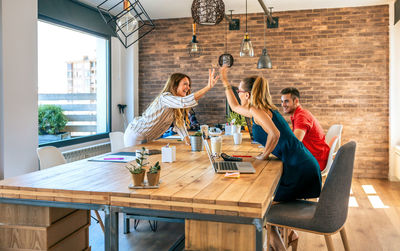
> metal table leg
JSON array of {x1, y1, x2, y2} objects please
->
[{"x1": 105, "y1": 207, "x2": 119, "y2": 251}]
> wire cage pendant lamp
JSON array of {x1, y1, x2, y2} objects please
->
[
  {"x1": 97, "y1": 0, "x2": 155, "y2": 48},
  {"x1": 240, "y1": 0, "x2": 254, "y2": 57},
  {"x1": 191, "y1": 0, "x2": 225, "y2": 25},
  {"x1": 257, "y1": 14, "x2": 272, "y2": 69}
]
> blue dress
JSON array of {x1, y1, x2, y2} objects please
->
[{"x1": 252, "y1": 109, "x2": 322, "y2": 202}]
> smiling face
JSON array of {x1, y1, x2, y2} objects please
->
[
  {"x1": 176, "y1": 77, "x2": 191, "y2": 97},
  {"x1": 281, "y1": 93, "x2": 298, "y2": 114},
  {"x1": 238, "y1": 81, "x2": 251, "y2": 106}
]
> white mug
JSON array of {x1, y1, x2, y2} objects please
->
[{"x1": 233, "y1": 133, "x2": 242, "y2": 145}]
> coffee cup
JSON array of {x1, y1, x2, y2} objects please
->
[{"x1": 210, "y1": 136, "x2": 222, "y2": 157}]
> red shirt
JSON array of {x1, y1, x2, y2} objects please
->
[{"x1": 291, "y1": 106, "x2": 330, "y2": 171}]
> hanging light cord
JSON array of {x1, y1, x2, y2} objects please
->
[
  {"x1": 225, "y1": 19, "x2": 228, "y2": 52},
  {"x1": 263, "y1": 14, "x2": 266, "y2": 48},
  {"x1": 245, "y1": 0, "x2": 248, "y2": 32}
]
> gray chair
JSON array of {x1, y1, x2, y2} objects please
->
[{"x1": 266, "y1": 141, "x2": 356, "y2": 251}]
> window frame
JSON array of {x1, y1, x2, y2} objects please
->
[{"x1": 38, "y1": 16, "x2": 112, "y2": 147}]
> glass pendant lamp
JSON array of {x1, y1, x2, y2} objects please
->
[
  {"x1": 117, "y1": 0, "x2": 138, "y2": 35},
  {"x1": 240, "y1": 0, "x2": 254, "y2": 57},
  {"x1": 188, "y1": 23, "x2": 202, "y2": 57}
]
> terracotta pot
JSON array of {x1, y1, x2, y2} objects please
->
[
  {"x1": 131, "y1": 171, "x2": 145, "y2": 186},
  {"x1": 147, "y1": 171, "x2": 160, "y2": 186}
]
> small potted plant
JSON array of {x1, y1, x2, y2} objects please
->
[
  {"x1": 147, "y1": 161, "x2": 161, "y2": 186},
  {"x1": 227, "y1": 112, "x2": 246, "y2": 134},
  {"x1": 125, "y1": 147, "x2": 148, "y2": 186},
  {"x1": 189, "y1": 131, "x2": 203, "y2": 151}
]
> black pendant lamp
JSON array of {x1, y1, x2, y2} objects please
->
[
  {"x1": 218, "y1": 18, "x2": 234, "y2": 67},
  {"x1": 239, "y1": 0, "x2": 254, "y2": 57},
  {"x1": 257, "y1": 14, "x2": 272, "y2": 69}
]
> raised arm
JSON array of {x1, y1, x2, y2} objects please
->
[
  {"x1": 251, "y1": 107, "x2": 280, "y2": 160},
  {"x1": 220, "y1": 66, "x2": 252, "y2": 118}
]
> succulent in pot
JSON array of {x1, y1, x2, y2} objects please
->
[
  {"x1": 125, "y1": 147, "x2": 148, "y2": 186},
  {"x1": 147, "y1": 161, "x2": 161, "y2": 186}
]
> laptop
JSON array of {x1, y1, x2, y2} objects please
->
[{"x1": 203, "y1": 138, "x2": 256, "y2": 174}]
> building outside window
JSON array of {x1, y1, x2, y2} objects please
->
[{"x1": 38, "y1": 20, "x2": 110, "y2": 145}]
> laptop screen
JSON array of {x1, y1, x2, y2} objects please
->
[{"x1": 202, "y1": 138, "x2": 217, "y2": 171}]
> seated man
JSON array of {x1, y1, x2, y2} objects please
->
[{"x1": 281, "y1": 87, "x2": 330, "y2": 171}]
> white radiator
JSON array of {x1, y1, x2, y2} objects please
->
[{"x1": 62, "y1": 143, "x2": 111, "y2": 162}]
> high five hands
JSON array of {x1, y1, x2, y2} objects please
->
[{"x1": 208, "y1": 68, "x2": 219, "y2": 89}]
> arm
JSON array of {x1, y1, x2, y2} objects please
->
[
  {"x1": 251, "y1": 107, "x2": 280, "y2": 160},
  {"x1": 293, "y1": 129, "x2": 306, "y2": 141},
  {"x1": 220, "y1": 66, "x2": 252, "y2": 118},
  {"x1": 173, "y1": 121, "x2": 191, "y2": 145},
  {"x1": 193, "y1": 68, "x2": 219, "y2": 101}
]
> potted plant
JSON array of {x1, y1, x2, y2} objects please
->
[
  {"x1": 125, "y1": 147, "x2": 148, "y2": 186},
  {"x1": 190, "y1": 131, "x2": 203, "y2": 151},
  {"x1": 147, "y1": 161, "x2": 161, "y2": 186},
  {"x1": 38, "y1": 104, "x2": 70, "y2": 144},
  {"x1": 227, "y1": 112, "x2": 246, "y2": 134}
]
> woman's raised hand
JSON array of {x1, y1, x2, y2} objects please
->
[
  {"x1": 219, "y1": 65, "x2": 229, "y2": 85},
  {"x1": 208, "y1": 68, "x2": 219, "y2": 89}
]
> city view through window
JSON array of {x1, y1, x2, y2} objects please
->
[{"x1": 38, "y1": 21, "x2": 109, "y2": 145}]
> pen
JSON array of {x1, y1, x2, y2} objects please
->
[
  {"x1": 232, "y1": 155, "x2": 252, "y2": 158},
  {"x1": 104, "y1": 157, "x2": 124, "y2": 160}
]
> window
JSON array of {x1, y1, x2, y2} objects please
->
[{"x1": 38, "y1": 20, "x2": 110, "y2": 146}]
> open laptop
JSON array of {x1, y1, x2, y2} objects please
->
[{"x1": 203, "y1": 138, "x2": 256, "y2": 174}]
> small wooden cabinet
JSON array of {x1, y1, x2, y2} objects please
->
[{"x1": 0, "y1": 204, "x2": 90, "y2": 251}]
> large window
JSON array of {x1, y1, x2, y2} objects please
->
[{"x1": 38, "y1": 20, "x2": 110, "y2": 146}]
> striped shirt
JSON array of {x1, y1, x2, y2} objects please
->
[{"x1": 127, "y1": 92, "x2": 198, "y2": 141}]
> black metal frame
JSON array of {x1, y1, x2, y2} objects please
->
[{"x1": 97, "y1": 0, "x2": 155, "y2": 48}]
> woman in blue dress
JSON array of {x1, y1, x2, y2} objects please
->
[{"x1": 220, "y1": 66, "x2": 321, "y2": 250}]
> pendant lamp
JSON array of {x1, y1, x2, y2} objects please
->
[
  {"x1": 97, "y1": 0, "x2": 155, "y2": 48},
  {"x1": 188, "y1": 23, "x2": 202, "y2": 57},
  {"x1": 239, "y1": 0, "x2": 254, "y2": 57},
  {"x1": 191, "y1": 0, "x2": 225, "y2": 25},
  {"x1": 257, "y1": 14, "x2": 272, "y2": 69},
  {"x1": 218, "y1": 19, "x2": 234, "y2": 67}
]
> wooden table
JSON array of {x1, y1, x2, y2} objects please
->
[{"x1": 0, "y1": 134, "x2": 282, "y2": 251}]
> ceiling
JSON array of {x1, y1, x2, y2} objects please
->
[{"x1": 78, "y1": 0, "x2": 390, "y2": 20}]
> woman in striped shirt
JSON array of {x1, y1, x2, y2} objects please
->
[{"x1": 124, "y1": 69, "x2": 218, "y2": 147}]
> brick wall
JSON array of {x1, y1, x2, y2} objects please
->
[{"x1": 139, "y1": 5, "x2": 389, "y2": 178}]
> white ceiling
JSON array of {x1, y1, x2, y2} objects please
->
[{"x1": 79, "y1": 0, "x2": 390, "y2": 20}]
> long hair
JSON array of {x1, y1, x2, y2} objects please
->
[
  {"x1": 155, "y1": 73, "x2": 192, "y2": 128},
  {"x1": 241, "y1": 76, "x2": 277, "y2": 112}
]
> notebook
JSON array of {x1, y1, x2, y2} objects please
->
[{"x1": 203, "y1": 138, "x2": 256, "y2": 174}]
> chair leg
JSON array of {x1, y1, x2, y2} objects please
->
[
  {"x1": 283, "y1": 228, "x2": 289, "y2": 248},
  {"x1": 149, "y1": 220, "x2": 158, "y2": 232},
  {"x1": 133, "y1": 219, "x2": 140, "y2": 230},
  {"x1": 340, "y1": 227, "x2": 350, "y2": 251},
  {"x1": 94, "y1": 210, "x2": 105, "y2": 234},
  {"x1": 324, "y1": 235, "x2": 335, "y2": 251},
  {"x1": 266, "y1": 224, "x2": 272, "y2": 251}
]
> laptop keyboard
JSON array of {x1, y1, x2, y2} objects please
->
[{"x1": 216, "y1": 162, "x2": 239, "y2": 171}]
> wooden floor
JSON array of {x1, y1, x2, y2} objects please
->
[{"x1": 89, "y1": 178, "x2": 400, "y2": 251}]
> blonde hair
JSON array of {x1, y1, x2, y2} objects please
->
[
  {"x1": 154, "y1": 73, "x2": 191, "y2": 128},
  {"x1": 241, "y1": 76, "x2": 277, "y2": 112}
]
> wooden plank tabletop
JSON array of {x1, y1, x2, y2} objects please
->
[{"x1": 0, "y1": 134, "x2": 282, "y2": 218}]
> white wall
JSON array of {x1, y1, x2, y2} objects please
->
[
  {"x1": 389, "y1": 1, "x2": 400, "y2": 181},
  {"x1": 0, "y1": 0, "x2": 38, "y2": 178}
]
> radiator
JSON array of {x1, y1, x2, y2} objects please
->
[{"x1": 63, "y1": 143, "x2": 111, "y2": 162}]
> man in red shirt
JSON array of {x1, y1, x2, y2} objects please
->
[{"x1": 281, "y1": 87, "x2": 330, "y2": 171}]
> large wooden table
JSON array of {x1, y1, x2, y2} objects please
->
[{"x1": 0, "y1": 134, "x2": 282, "y2": 251}]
